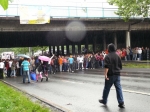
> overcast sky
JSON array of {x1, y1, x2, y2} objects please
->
[{"x1": 11, "y1": 0, "x2": 117, "y2": 8}]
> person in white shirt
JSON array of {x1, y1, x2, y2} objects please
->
[
  {"x1": 8, "y1": 60, "x2": 12, "y2": 77},
  {"x1": 77, "y1": 55, "x2": 84, "y2": 70},
  {"x1": 0, "y1": 59, "x2": 4, "y2": 79},
  {"x1": 137, "y1": 48, "x2": 142, "y2": 60}
]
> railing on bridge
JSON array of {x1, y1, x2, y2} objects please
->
[{"x1": 0, "y1": 2, "x2": 121, "y2": 19}]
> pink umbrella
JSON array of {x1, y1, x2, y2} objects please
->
[{"x1": 38, "y1": 56, "x2": 50, "y2": 61}]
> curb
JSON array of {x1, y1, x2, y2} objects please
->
[
  {"x1": 84, "y1": 69, "x2": 150, "y2": 75},
  {"x1": 1, "y1": 80, "x2": 72, "y2": 112}
]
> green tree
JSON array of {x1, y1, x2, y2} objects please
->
[
  {"x1": 0, "y1": 0, "x2": 13, "y2": 10},
  {"x1": 0, "y1": 0, "x2": 8, "y2": 10},
  {"x1": 10, "y1": 46, "x2": 48, "y2": 55},
  {"x1": 108, "y1": 0, "x2": 150, "y2": 21}
]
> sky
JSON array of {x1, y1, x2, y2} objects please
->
[
  {"x1": 11, "y1": 0, "x2": 117, "y2": 8},
  {"x1": 3, "y1": 0, "x2": 118, "y2": 18}
]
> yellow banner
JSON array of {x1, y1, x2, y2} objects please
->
[{"x1": 19, "y1": 6, "x2": 50, "y2": 24}]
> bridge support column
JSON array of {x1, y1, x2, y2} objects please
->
[
  {"x1": 66, "y1": 45, "x2": 69, "y2": 55},
  {"x1": 85, "y1": 37, "x2": 88, "y2": 53},
  {"x1": 57, "y1": 46, "x2": 59, "y2": 55},
  {"x1": 53, "y1": 46, "x2": 55, "y2": 54},
  {"x1": 114, "y1": 33, "x2": 117, "y2": 49},
  {"x1": 72, "y1": 44, "x2": 75, "y2": 54},
  {"x1": 61, "y1": 45, "x2": 64, "y2": 55},
  {"x1": 126, "y1": 31, "x2": 131, "y2": 47},
  {"x1": 93, "y1": 36, "x2": 97, "y2": 53},
  {"x1": 103, "y1": 33, "x2": 106, "y2": 50},
  {"x1": 78, "y1": 44, "x2": 81, "y2": 54},
  {"x1": 49, "y1": 46, "x2": 51, "y2": 56}
]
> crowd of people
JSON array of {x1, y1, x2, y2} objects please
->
[
  {"x1": 116, "y1": 46, "x2": 150, "y2": 61},
  {"x1": 0, "y1": 46, "x2": 149, "y2": 82}
]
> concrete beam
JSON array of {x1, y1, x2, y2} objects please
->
[{"x1": 0, "y1": 17, "x2": 150, "y2": 32}]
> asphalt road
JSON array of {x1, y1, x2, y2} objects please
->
[{"x1": 2, "y1": 69, "x2": 150, "y2": 112}]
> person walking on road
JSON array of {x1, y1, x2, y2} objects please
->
[
  {"x1": 21, "y1": 58, "x2": 30, "y2": 83},
  {"x1": 99, "y1": 43, "x2": 125, "y2": 108}
]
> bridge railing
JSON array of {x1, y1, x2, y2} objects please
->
[{"x1": 0, "y1": 3, "x2": 141, "y2": 19}]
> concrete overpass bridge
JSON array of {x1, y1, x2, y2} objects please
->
[{"x1": 0, "y1": 3, "x2": 150, "y2": 54}]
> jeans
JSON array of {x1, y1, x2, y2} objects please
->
[
  {"x1": 86, "y1": 61, "x2": 89, "y2": 68},
  {"x1": 138, "y1": 54, "x2": 142, "y2": 60},
  {"x1": 59, "y1": 65, "x2": 62, "y2": 72},
  {"x1": 23, "y1": 70, "x2": 30, "y2": 83},
  {"x1": 20, "y1": 66, "x2": 23, "y2": 76},
  {"x1": 69, "y1": 63, "x2": 73, "y2": 72},
  {"x1": 91, "y1": 62, "x2": 95, "y2": 69},
  {"x1": 10, "y1": 70, "x2": 16, "y2": 77},
  {"x1": 63, "y1": 63, "x2": 67, "y2": 72},
  {"x1": 133, "y1": 54, "x2": 137, "y2": 60},
  {"x1": 79, "y1": 63, "x2": 82, "y2": 70},
  {"x1": 48, "y1": 64, "x2": 52, "y2": 74},
  {"x1": 102, "y1": 75, "x2": 124, "y2": 104},
  {"x1": 101, "y1": 60, "x2": 104, "y2": 68}
]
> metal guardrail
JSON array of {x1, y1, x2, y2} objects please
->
[{"x1": 0, "y1": 3, "x2": 121, "y2": 18}]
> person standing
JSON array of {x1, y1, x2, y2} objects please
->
[
  {"x1": 30, "y1": 57, "x2": 35, "y2": 72},
  {"x1": 58, "y1": 55, "x2": 63, "y2": 72},
  {"x1": 8, "y1": 59, "x2": 13, "y2": 77},
  {"x1": 91, "y1": 54, "x2": 96, "y2": 69},
  {"x1": 10, "y1": 60, "x2": 16, "y2": 77},
  {"x1": 48, "y1": 54, "x2": 54, "y2": 74},
  {"x1": 21, "y1": 58, "x2": 30, "y2": 83},
  {"x1": 99, "y1": 43, "x2": 125, "y2": 108},
  {"x1": 68, "y1": 55, "x2": 74, "y2": 72},
  {"x1": 0, "y1": 59, "x2": 4, "y2": 79},
  {"x1": 4, "y1": 59, "x2": 9, "y2": 77}
]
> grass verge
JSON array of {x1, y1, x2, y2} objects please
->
[
  {"x1": 0, "y1": 81, "x2": 51, "y2": 112},
  {"x1": 122, "y1": 63, "x2": 150, "y2": 68}
]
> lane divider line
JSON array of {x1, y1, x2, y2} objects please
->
[
  {"x1": 61, "y1": 80, "x2": 83, "y2": 84},
  {"x1": 111, "y1": 88, "x2": 150, "y2": 96},
  {"x1": 61, "y1": 79, "x2": 150, "y2": 96}
]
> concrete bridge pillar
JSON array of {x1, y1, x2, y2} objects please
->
[
  {"x1": 126, "y1": 31, "x2": 131, "y2": 48},
  {"x1": 78, "y1": 44, "x2": 81, "y2": 54},
  {"x1": 72, "y1": 44, "x2": 75, "y2": 54},
  {"x1": 66, "y1": 45, "x2": 69, "y2": 55},
  {"x1": 61, "y1": 45, "x2": 64, "y2": 55},
  {"x1": 114, "y1": 32, "x2": 117, "y2": 49},
  {"x1": 53, "y1": 46, "x2": 55, "y2": 54},
  {"x1": 93, "y1": 36, "x2": 97, "y2": 53},
  {"x1": 57, "y1": 46, "x2": 59, "y2": 55},
  {"x1": 49, "y1": 46, "x2": 51, "y2": 56},
  {"x1": 103, "y1": 32, "x2": 106, "y2": 50},
  {"x1": 85, "y1": 37, "x2": 88, "y2": 53}
]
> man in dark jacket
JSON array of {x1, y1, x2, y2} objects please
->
[{"x1": 99, "y1": 43, "x2": 125, "y2": 108}]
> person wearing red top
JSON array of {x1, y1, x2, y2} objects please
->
[
  {"x1": 5, "y1": 59, "x2": 10, "y2": 77},
  {"x1": 62, "y1": 56, "x2": 68, "y2": 72},
  {"x1": 121, "y1": 49, "x2": 127, "y2": 60},
  {"x1": 100, "y1": 53, "x2": 104, "y2": 68}
]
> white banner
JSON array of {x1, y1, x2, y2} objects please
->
[
  {"x1": 19, "y1": 6, "x2": 50, "y2": 24},
  {"x1": 1, "y1": 52, "x2": 14, "y2": 60}
]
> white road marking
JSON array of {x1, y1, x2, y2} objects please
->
[
  {"x1": 111, "y1": 87, "x2": 150, "y2": 96},
  {"x1": 61, "y1": 80, "x2": 83, "y2": 84},
  {"x1": 61, "y1": 80, "x2": 150, "y2": 96}
]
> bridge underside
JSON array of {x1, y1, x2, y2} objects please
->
[
  {"x1": 0, "y1": 17, "x2": 150, "y2": 48},
  {"x1": 0, "y1": 30, "x2": 150, "y2": 48}
]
